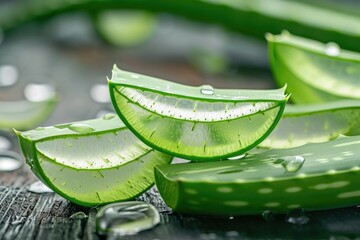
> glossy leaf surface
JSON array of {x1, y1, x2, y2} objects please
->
[{"x1": 155, "y1": 135, "x2": 360, "y2": 215}]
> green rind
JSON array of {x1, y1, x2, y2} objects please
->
[
  {"x1": 0, "y1": 97, "x2": 57, "y2": 131},
  {"x1": 2, "y1": 0, "x2": 360, "y2": 52},
  {"x1": 155, "y1": 135, "x2": 360, "y2": 215},
  {"x1": 109, "y1": 65, "x2": 287, "y2": 102},
  {"x1": 260, "y1": 100, "x2": 360, "y2": 148},
  {"x1": 268, "y1": 32, "x2": 360, "y2": 103},
  {"x1": 109, "y1": 66, "x2": 288, "y2": 161},
  {"x1": 16, "y1": 116, "x2": 172, "y2": 206}
]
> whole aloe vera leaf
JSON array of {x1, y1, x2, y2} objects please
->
[
  {"x1": 109, "y1": 65, "x2": 288, "y2": 161},
  {"x1": 260, "y1": 100, "x2": 360, "y2": 149},
  {"x1": 1, "y1": 0, "x2": 360, "y2": 52},
  {"x1": 15, "y1": 115, "x2": 172, "y2": 207},
  {"x1": 268, "y1": 32, "x2": 360, "y2": 104},
  {"x1": 0, "y1": 97, "x2": 56, "y2": 131},
  {"x1": 155, "y1": 135, "x2": 360, "y2": 215}
]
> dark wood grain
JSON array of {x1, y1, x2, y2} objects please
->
[{"x1": 1, "y1": 164, "x2": 360, "y2": 240}]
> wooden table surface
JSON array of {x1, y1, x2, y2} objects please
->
[{"x1": 0, "y1": 14, "x2": 360, "y2": 240}]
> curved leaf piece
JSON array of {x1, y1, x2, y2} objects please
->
[
  {"x1": 261, "y1": 100, "x2": 360, "y2": 149},
  {"x1": 268, "y1": 32, "x2": 360, "y2": 104},
  {"x1": 16, "y1": 115, "x2": 172, "y2": 206},
  {"x1": 1, "y1": 0, "x2": 360, "y2": 52},
  {"x1": 155, "y1": 135, "x2": 360, "y2": 215},
  {"x1": 109, "y1": 65, "x2": 288, "y2": 161},
  {"x1": 0, "y1": 98, "x2": 57, "y2": 131}
]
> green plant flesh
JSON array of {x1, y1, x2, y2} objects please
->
[
  {"x1": 109, "y1": 65, "x2": 288, "y2": 161},
  {"x1": 0, "y1": 98, "x2": 56, "y2": 131},
  {"x1": 268, "y1": 32, "x2": 360, "y2": 104},
  {"x1": 260, "y1": 100, "x2": 360, "y2": 149},
  {"x1": 155, "y1": 135, "x2": 360, "y2": 215},
  {"x1": 2, "y1": 0, "x2": 360, "y2": 52},
  {"x1": 15, "y1": 115, "x2": 172, "y2": 206}
]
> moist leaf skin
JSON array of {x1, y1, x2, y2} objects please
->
[
  {"x1": 260, "y1": 100, "x2": 360, "y2": 149},
  {"x1": 155, "y1": 135, "x2": 360, "y2": 215},
  {"x1": 16, "y1": 116, "x2": 172, "y2": 206},
  {"x1": 268, "y1": 32, "x2": 360, "y2": 104},
  {"x1": 109, "y1": 65, "x2": 288, "y2": 161}
]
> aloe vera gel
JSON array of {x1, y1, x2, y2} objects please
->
[
  {"x1": 16, "y1": 116, "x2": 172, "y2": 206},
  {"x1": 109, "y1": 65, "x2": 288, "y2": 161}
]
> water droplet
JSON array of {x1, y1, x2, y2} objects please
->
[
  {"x1": 0, "y1": 151, "x2": 22, "y2": 171},
  {"x1": 285, "y1": 209, "x2": 309, "y2": 225},
  {"x1": 200, "y1": 85, "x2": 214, "y2": 95},
  {"x1": 24, "y1": 84, "x2": 55, "y2": 102},
  {"x1": 325, "y1": 42, "x2": 340, "y2": 56},
  {"x1": 11, "y1": 216, "x2": 26, "y2": 225},
  {"x1": 0, "y1": 65, "x2": 18, "y2": 87},
  {"x1": 96, "y1": 201, "x2": 160, "y2": 236},
  {"x1": 90, "y1": 84, "x2": 111, "y2": 103},
  {"x1": 0, "y1": 135, "x2": 12, "y2": 150},
  {"x1": 262, "y1": 210, "x2": 275, "y2": 222},
  {"x1": 70, "y1": 212, "x2": 88, "y2": 220},
  {"x1": 130, "y1": 74, "x2": 140, "y2": 79},
  {"x1": 103, "y1": 113, "x2": 116, "y2": 120},
  {"x1": 68, "y1": 124, "x2": 95, "y2": 134},
  {"x1": 35, "y1": 127, "x2": 45, "y2": 131},
  {"x1": 274, "y1": 156, "x2": 305, "y2": 172},
  {"x1": 28, "y1": 181, "x2": 53, "y2": 193},
  {"x1": 227, "y1": 153, "x2": 246, "y2": 160}
]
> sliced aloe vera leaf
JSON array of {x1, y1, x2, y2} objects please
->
[
  {"x1": 0, "y1": 97, "x2": 57, "y2": 131},
  {"x1": 109, "y1": 65, "x2": 288, "y2": 161},
  {"x1": 155, "y1": 135, "x2": 360, "y2": 215},
  {"x1": 260, "y1": 100, "x2": 360, "y2": 149},
  {"x1": 16, "y1": 115, "x2": 172, "y2": 206},
  {"x1": 2, "y1": 0, "x2": 360, "y2": 52},
  {"x1": 268, "y1": 32, "x2": 360, "y2": 104},
  {"x1": 94, "y1": 10, "x2": 156, "y2": 47}
]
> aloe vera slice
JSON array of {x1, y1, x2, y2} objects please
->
[
  {"x1": 260, "y1": 100, "x2": 360, "y2": 149},
  {"x1": 109, "y1": 65, "x2": 288, "y2": 161},
  {"x1": 0, "y1": 98, "x2": 56, "y2": 130},
  {"x1": 155, "y1": 135, "x2": 360, "y2": 215},
  {"x1": 2, "y1": 1, "x2": 360, "y2": 52},
  {"x1": 268, "y1": 32, "x2": 360, "y2": 104},
  {"x1": 15, "y1": 115, "x2": 172, "y2": 206}
]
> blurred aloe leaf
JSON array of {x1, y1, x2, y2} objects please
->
[
  {"x1": 260, "y1": 100, "x2": 360, "y2": 149},
  {"x1": 267, "y1": 32, "x2": 360, "y2": 103},
  {"x1": 93, "y1": 10, "x2": 156, "y2": 47},
  {"x1": 0, "y1": 97, "x2": 57, "y2": 130},
  {"x1": 1, "y1": 0, "x2": 360, "y2": 51},
  {"x1": 155, "y1": 135, "x2": 360, "y2": 215}
]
